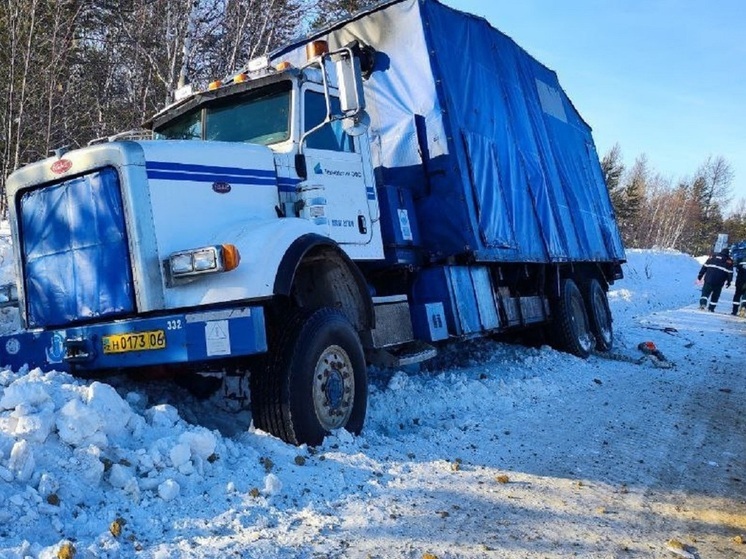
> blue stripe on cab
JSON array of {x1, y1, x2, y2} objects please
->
[
  {"x1": 146, "y1": 161, "x2": 275, "y2": 178},
  {"x1": 146, "y1": 161, "x2": 277, "y2": 186},
  {"x1": 146, "y1": 170, "x2": 276, "y2": 186}
]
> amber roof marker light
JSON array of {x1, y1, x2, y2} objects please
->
[{"x1": 306, "y1": 40, "x2": 329, "y2": 61}]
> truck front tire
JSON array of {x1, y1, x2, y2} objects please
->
[{"x1": 250, "y1": 307, "x2": 368, "y2": 446}]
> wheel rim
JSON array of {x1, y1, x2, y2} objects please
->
[
  {"x1": 312, "y1": 344, "x2": 356, "y2": 430},
  {"x1": 570, "y1": 291, "x2": 594, "y2": 353}
]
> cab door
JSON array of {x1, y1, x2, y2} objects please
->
[{"x1": 300, "y1": 87, "x2": 373, "y2": 246}]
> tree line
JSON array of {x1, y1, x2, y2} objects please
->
[
  {"x1": 602, "y1": 145, "x2": 745, "y2": 255},
  {"x1": 2, "y1": 0, "x2": 742, "y2": 255},
  {"x1": 0, "y1": 0, "x2": 377, "y2": 212}
]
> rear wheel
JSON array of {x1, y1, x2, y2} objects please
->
[
  {"x1": 581, "y1": 279, "x2": 613, "y2": 352},
  {"x1": 550, "y1": 278, "x2": 594, "y2": 358},
  {"x1": 250, "y1": 307, "x2": 367, "y2": 446}
]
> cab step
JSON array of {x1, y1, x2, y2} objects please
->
[{"x1": 367, "y1": 340, "x2": 437, "y2": 368}]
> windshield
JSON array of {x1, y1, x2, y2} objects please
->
[{"x1": 154, "y1": 83, "x2": 292, "y2": 146}]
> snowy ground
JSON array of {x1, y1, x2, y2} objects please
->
[{"x1": 0, "y1": 239, "x2": 744, "y2": 559}]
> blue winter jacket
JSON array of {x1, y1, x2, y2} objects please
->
[{"x1": 698, "y1": 250, "x2": 734, "y2": 287}]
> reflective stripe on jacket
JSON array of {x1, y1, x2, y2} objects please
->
[{"x1": 698, "y1": 253, "x2": 734, "y2": 286}]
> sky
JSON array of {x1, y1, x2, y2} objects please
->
[
  {"x1": 443, "y1": 0, "x2": 746, "y2": 208},
  {"x1": 2, "y1": 227, "x2": 745, "y2": 556}
]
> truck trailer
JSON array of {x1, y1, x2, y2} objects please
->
[{"x1": 0, "y1": 0, "x2": 625, "y2": 446}]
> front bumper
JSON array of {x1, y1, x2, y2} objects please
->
[{"x1": 0, "y1": 306, "x2": 266, "y2": 373}]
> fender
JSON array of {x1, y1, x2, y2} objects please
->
[
  {"x1": 161, "y1": 217, "x2": 322, "y2": 309},
  {"x1": 274, "y1": 233, "x2": 375, "y2": 330}
]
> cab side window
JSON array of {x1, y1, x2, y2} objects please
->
[{"x1": 304, "y1": 91, "x2": 355, "y2": 152}]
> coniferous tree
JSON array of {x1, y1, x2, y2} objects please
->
[
  {"x1": 722, "y1": 200, "x2": 746, "y2": 245},
  {"x1": 601, "y1": 143, "x2": 624, "y2": 207},
  {"x1": 613, "y1": 154, "x2": 647, "y2": 246}
]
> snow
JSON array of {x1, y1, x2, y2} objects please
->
[{"x1": 0, "y1": 235, "x2": 744, "y2": 558}]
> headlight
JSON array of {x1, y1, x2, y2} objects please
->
[
  {"x1": 166, "y1": 244, "x2": 240, "y2": 285},
  {"x1": 192, "y1": 248, "x2": 218, "y2": 271},
  {"x1": 169, "y1": 253, "x2": 195, "y2": 275}
]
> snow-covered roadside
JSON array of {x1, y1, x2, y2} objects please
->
[{"x1": 0, "y1": 240, "x2": 744, "y2": 559}]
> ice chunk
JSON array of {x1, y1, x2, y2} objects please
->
[
  {"x1": 73, "y1": 445, "x2": 105, "y2": 487},
  {"x1": 13, "y1": 409, "x2": 55, "y2": 443},
  {"x1": 263, "y1": 473, "x2": 282, "y2": 496},
  {"x1": 169, "y1": 442, "x2": 191, "y2": 468},
  {"x1": 86, "y1": 382, "x2": 133, "y2": 438},
  {"x1": 108, "y1": 463, "x2": 135, "y2": 489},
  {"x1": 37, "y1": 472, "x2": 59, "y2": 498},
  {"x1": 179, "y1": 429, "x2": 217, "y2": 460},
  {"x1": 56, "y1": 399, "x2": 106, "y2": 447},
  {"x1": 158, "y1": 479, "x2": 180, "y2": 501},
  {"x1": 146, "y1": 404, "x2": 180, "y2": 428},
  {"x1": 0, "y1": 378, "x2": 51, "y2": 410},
  {"x1": 8, "y1": 440, "x2": 35, "y2": 482}
]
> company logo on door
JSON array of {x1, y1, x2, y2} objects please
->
[{"x1": 312, "y1": 162, "x2": 361, "y2": 178}]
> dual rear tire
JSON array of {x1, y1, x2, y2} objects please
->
[
  {"x1": 582, "y1": 278, "x2": 613, "y2": 352},
  {"x1": 550, "y1": 277, "x2": 613, "y2": 358}
]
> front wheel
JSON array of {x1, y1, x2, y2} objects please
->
[
  {"x1": 549, "y1": 278, "x2": 594, "y2": 358},
  {"x1": 250, "y1": 307, "x2": 368, "y2": 446}
]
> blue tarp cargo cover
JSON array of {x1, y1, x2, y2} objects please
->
[{"x1": 273, "y1": 0, "x2": 625, "y2": 264}]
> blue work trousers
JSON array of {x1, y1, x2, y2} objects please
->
[{"x1": 700, "y1": 282, "x2": 724, "y2": 312}]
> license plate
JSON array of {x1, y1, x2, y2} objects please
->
[{"x1": 103, "y1": 330, "x2": 166, "y2": 354}]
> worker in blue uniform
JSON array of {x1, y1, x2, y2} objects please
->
[
  {"x1": 697, "y1": 247, "x2": 734, "y2": 312},
  {"x1": 731, "y1": 246, "x2": 746, "y2": 316}
]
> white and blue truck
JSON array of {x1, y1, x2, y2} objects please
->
[{"x1": 0, "y1": 0, "x2": 625, "y2": 445}]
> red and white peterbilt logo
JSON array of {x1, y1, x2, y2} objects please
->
[{"x1": 51, "y1": 159, "x2": 72, "y2": 174}]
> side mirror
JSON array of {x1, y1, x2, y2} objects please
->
[
  {"x1": 336, "y1": 54, "x2": 365, "y2": 117},
  {"x1": 336, "y1": 54, "x2": 369, "y2": 136}
]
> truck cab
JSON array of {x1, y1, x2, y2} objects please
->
[
  {"x1": 1, "y1": 44, "x2": 388, "y2": 446},
  {"x1": 148, "y1": 51, "x2": 383, "y2": 260}
]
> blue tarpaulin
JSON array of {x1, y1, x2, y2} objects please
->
[{"x1": 272, "y1": 0, "x2": 625, "y2": 264}]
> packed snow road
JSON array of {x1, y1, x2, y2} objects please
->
[{"x1": 274, "y1": 302, "x2": 746, "y2": 559}]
